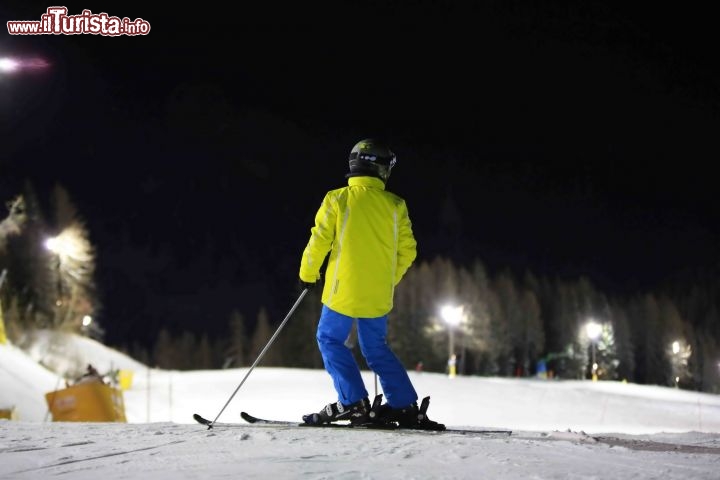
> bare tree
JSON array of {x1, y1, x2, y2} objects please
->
[{"x1": 0, "y1": 196, "x2": 26, "y2": 252}]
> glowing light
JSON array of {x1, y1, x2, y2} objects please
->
[
  {"x1": 672, "y1": 341, "x2": 680, "y2": 355},
  {"x1": 82, "y1": 315, "x2": 92, "y2": 327},
  {"x1": 45, "y1": 237, "x2": 60, "y2": 252},
  {"x1": 441, "y1": 305, "x2": 463, "y2": 378},
  {"x1": 0, "y1": 58, "x2": 19, "y2": 73},
  {"x1": 0, "y1": 56, "x2": 49, "y2": 74},
  {"x1": 45, "y1": 231, "x2": 85, "y2": 260},
  {"x1": 441, "y1": 305, "x2": 462, "y2": 327},
  {"x1": 25, "y1": 58, "x2": 49, "y2": 69},
  {"x1": 585, "y1": 321, "x2": 602, "y2": 341},
  {"x1": 45, "y1": 227, "x2": 94, "y2": 285}
]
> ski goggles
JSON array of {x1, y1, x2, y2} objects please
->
[{"x1": 349, "y1": 151, "x2": 397, "y2": 167}]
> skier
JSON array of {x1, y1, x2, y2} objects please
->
[
  {"x1": 298, "y1": 138, "x2": 444, "y2": 430},
  {"x1": 74, "y1": 364, "x2": 105, "y2": 385}
]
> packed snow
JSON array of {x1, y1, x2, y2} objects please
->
[{"x1": 1, "y1": 334, "x2": 720, "y2": 479}]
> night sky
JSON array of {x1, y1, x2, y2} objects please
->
[{"x1": 2, "y1": 3, "x2": 718, "y2": 347}]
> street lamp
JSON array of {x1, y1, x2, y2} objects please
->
[
  {"x1": 671, "y1": 340, "x2": 681, "y2": 387},
  {"x1": 0, "y1": 58, "x2": 19, "y2": 73},
  {"x1": 46, "y1": 235, "x2": 68, "y2": 326},
  {"x1": 45, "y1": 228, "x2": 90, "y2": 328},
  {"x1": 441, "y1": 305, "x2": 462, "y2": 378},
  {"x1": 585, "y1": 320, "x2": 602, "y2": 381},
  {"x1": 45, "y1": 233, "x2": 84, "y2": 261}
]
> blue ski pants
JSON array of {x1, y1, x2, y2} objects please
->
[{"x1": 316, "y1": 305, "x2": 418, "y2": 408}]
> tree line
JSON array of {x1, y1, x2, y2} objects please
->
[{"x1": 136, "y1": 256, "x2": 719, "y2": 393}]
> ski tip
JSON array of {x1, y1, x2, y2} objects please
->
[
  {"x1": 193, "y1": 413, "x2": 212, "y2": 427},
  {"x1": 240, "y1": 412, "x2": 256, "y2": 423}
]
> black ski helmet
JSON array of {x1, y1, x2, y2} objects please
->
[{"x1": 347, "y1": 139, "x2": 397, "y2": 183}]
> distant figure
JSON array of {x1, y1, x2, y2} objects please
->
[
  {"x1": 448, "y1": 354, "x2": 457, "y2": 378},
  {"x1": 415, "y1": 361, "x2": 424, "y2": 373},
  {"x1": 536, "y1": 359, "x2": 548, "y2": 379},
  {"x1": 75, "y1": 364, "x2": 105, "y2": 385},
  {"x1": 299, "y1": 139, "x2": 444, "y2": 430}
]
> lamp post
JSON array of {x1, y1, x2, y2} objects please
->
[
  {"x1": 441, "y1": 305, "x2": 462, "y2": 378},
  {"x1": 585, "y1": 320, "x2": 602, "y2": 381},
  {"x1": 45, "y1": 235, "x2": 65, "y2": 326},
  {"x1": 672, "y1": 340, "x2": 681, "y2": 388},
  {"x1": 45, "y1": 231, "x2": 84, "y2": 328}
]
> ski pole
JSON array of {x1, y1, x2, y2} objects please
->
[{"x1": 208, "y1": 288, "x2": 309, "y2": 427}]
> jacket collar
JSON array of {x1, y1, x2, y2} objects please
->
[{"x1": 348, "y1": 176, "x2": 386, "y2": 190}]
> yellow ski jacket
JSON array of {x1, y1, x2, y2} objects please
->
[{"x1": 299, "y1": 176, "x2": 417, "y2": 318}]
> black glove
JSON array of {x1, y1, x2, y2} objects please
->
[{"x1": 300, "y1": 279, "x2": 316, "y2": 290}]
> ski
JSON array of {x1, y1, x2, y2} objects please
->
[
  {"x1": 240, "y1": 411, "x2": 294, "y2": 426},
  {"x1": 239, "y1": 411, "x2": 512, "y2": 436},
  {"x1": 195, "y1": 412, "x2": 511, "y2": 435},
  {"x1": 194, "y1": 412, "x2": 396, "y2": 431}
]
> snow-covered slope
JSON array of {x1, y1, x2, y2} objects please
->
[
  {"x1": 0, "y1": 342, "x2": 62, "y2": 420},
  {"x1": 20, "y1": 329, "x2": 146, "y2": 377},
  {"x1": 2, "y1": 336, "x2": 720, "y2": 480},
  {"x1": 1, "y1": 331, "x2": 146, "y2": 421}
]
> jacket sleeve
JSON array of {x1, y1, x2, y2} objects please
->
[
  {"x1": 299, "y1": 193, "x2": 336, "y2": 283},
  {"x1": 395, "y1": 200, "x2": 417, "y2": 285}
]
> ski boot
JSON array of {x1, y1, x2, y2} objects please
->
[
  {"x1": 303, "y1": 397, "x2": 371, "y2": 426},
  {"x1": 383, "y1": 396, "x2": 446, "y2": 431}
]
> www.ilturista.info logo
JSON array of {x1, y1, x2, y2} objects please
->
[{"x1": 7, "y1": 7, "x2": 151, "y2": 36}]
